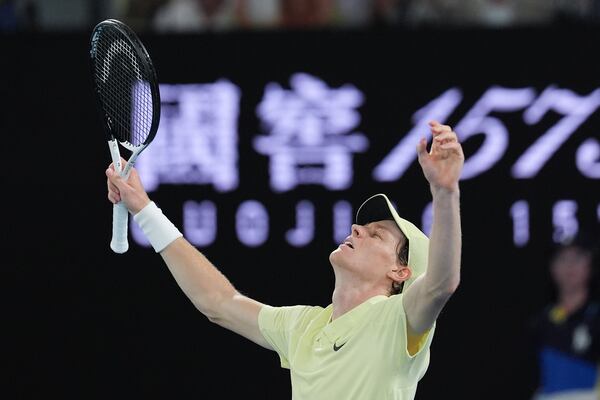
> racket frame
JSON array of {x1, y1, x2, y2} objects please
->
[{"x1": 90, "y1": 19, "x2": 161, "y2": 254}]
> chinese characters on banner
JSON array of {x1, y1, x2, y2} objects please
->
[
  {"x1": 135, "y1": 81, "x2": 241, "y2": 192},
  {"x1": 253, "y1": 73, "x2": 368, "y2": 192},
  {"x1": 132, "y1": 75, "x2": 600, "y2": 249}
]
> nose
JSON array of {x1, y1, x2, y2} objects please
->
[{"x1": 351, "y1": 224, "x2": 364, "y2": 237}]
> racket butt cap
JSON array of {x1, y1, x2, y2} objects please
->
[{"x1": 110, "y1": 240, "x2": 129, "y2": 254}]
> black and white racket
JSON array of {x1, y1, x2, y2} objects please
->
[{"x1": 90, "y1": 19, "x2": 160, "y2": 254}]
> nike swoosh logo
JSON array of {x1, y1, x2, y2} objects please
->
[{"x1": 333, "y1": 341, "x2": 347, "y2": 352}]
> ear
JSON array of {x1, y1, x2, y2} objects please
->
[{"x1": 387, "y1": 265, "x2": 412, "y2": 284}]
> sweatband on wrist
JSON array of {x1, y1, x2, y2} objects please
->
[{"x1": 133, "y1": 202, "x2": 183, "y2": 253}]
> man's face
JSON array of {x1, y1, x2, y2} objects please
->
[
  {"x1": 330, "y1": 219, "x2": 407, "y2": 283},
  {"x1": 550, "y1": 246, "x2": 592, "y2": 292}
]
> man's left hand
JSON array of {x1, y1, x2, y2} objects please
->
[{"x1": 417, "y1": 120, "x2": 464, "y2": 193}]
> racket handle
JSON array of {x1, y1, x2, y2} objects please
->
[{"x1": 110, "y1": 202, "x2": 129, "y2": 254}]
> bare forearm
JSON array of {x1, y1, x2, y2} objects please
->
[
  {"x1": 425, "y1": 186, "x2": 461, "y2": 297},
  {"x1": 405, "y1": 120, "x2": 463, "y2": 334},
  {"x1": 159, "y1": 237, "x2": 238, "y2": 320}
]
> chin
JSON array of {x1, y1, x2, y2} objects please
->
[
  {"x1": 329, "y1": 248, "x2": 354, "y2": 272},
  {"x1": 329, "y1": 248, "x2": 341, "y2": 264}
]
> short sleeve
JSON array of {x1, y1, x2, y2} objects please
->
[
  {"x1": 258, "y1": 305, "x2": 320, "y2": 369},
  {"x1": 373, "y1": 294, "x2": 436, "y2": 381}
]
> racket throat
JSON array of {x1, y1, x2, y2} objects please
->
[{"x1": 108, "y1": 139, "x2": 123, "y2": 173}]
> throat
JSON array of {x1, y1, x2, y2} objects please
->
[
  {"x1": 558, "y1": 288, "x2": 589, "y2": 314},
  {"x1": 331, "y1": 285, "x2": 388, "y2": 321}
]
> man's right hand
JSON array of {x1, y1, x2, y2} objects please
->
[{"x1": 106, "y1": 161, "x2": 151, "y2": 214}]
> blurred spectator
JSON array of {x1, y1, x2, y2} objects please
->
[
  {"x1": 372, "y1": 0, "x2": 412, "y2": 26},
  {"x1": 592, "y1": 0, "x2": 600, "y2": 22},
  {"x1": 328, "y1": 0, "x2": 407, "y2": 28},
  {"x1": 122, "y1": 0, "x2": 164, "y2": 32},
  {"x1": 513, "y1": 0, "x2": 556, "y2": 26},
  {"x1": 4, "y1": 0, "x2": 600, "y2": 32},
  {"x1": 0, "y1": 0, "x2": 18, "y2": 31},
  {"x1": 404, "y1": 0, "x2": 556, "y2": 27},
  {"x1": 404, "y1": 0, "x2": 471, "y2": 27},
  {"x1": 19, "y1": 0, "x2": 36, "y2": 29},
  {"x1": 20, "y1": 0, "x2": 93, "y2": 31},
  {"x1": 0, "y1": 0, "x2": 38, "y2": 32},
  {"x1": 554, "y1": 0, "x2": 597, "y2": 24},
  {"x1": 332, "y1": 0, "x2": 374, "y2": 28},
  {"x1": 235, "y1": 0, "x2": 280, "y2": 29},
  {"x1": 152, "y1": 0, "x2": 237, "y2": 32},
  {"x1": 476, "y1": 0, "x2": 517, "y2": 27},
  {"x1": 475, "y1": 0, "x2": 555, "y2": 27},
  {"x1": 280, "y1": 0, "x2": 334, "y2": 29},
  {"x1": 529, "y1": 236, "x2": 600, "y2": 400},
  {"x1": 91, "y1": 0, "x2": 129, "y2": 25}
]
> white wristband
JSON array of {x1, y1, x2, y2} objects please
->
[{"x1": 133, "y1": 202, "x2": 183, "y2": 253}]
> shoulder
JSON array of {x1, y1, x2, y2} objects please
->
[
  {"x1": 584, "y1": 301, "x2": 600, "y2": 329},
  {"x1": 259, "y1": 304, "x2": 326, "y2": 332},
  {"x1": 372, "y1": 293, "x2": 407, "y2": 318},
  {"x1": 585, "y1": 301, "x2": 600, "y2": 316}
]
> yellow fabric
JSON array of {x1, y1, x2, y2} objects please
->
[
  {"x1": 550, "y1": 306, "x2": 568, "y2": 324},
  {"x1": 258, "y1": 294, "x2": 435, "y2": 400},
  {"x1": 407, "y1": 330, "x2": 430, "y2": 357}
]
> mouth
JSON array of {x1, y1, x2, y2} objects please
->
[{"x1": 342, "y1": 241, "x2": 354, "y2": 249}]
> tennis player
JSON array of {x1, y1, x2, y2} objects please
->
[{"x1": 106, "y1": 120, "x2": 464, "y2": 399}]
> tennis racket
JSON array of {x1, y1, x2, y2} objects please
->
[{"x1": 90, "y1": 19, "x2": 161, "y2": 254}]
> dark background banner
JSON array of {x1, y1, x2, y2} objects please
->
[{"x1": 4, "y1": 28, "x2": 600, "y2": 398}]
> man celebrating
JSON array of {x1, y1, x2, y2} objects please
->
[{"x1": 106, "y1": 120, "x2": 464, "y2": 399}]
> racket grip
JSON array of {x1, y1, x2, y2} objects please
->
[{"x1": 110, "y1": 202, "x2": 129, "y2": 254}]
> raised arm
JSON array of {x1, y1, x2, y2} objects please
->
[
  {"x1": 402, "y1": 121, "x2": 464, "y2": 334},
  {"x1": 106, "y1": 164, "x2": 272, "y2": 349}
]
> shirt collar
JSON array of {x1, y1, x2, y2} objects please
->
[{"x1": 321, "y1": 295, "x2": 388, "y2": 343}]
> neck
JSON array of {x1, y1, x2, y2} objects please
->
[
  {"x1": 331, "y1": 278, "x2": 388, "y2": 321},
  {"x1": 557, "y1": 287, "x2": 588, "y2": 314}
]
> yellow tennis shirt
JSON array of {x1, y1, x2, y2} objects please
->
[{"x1": 258, "y1": 294, "x2": 435, "y2": 399}]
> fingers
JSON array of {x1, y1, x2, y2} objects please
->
[
  {"x1": 106, "y1": 167, "x2": 127, "y2": 203},
  {"x1": 128, "y1": 166, "x2": 140, "y2": 182},
  {"x1": 107, "y1": 190, "x2": 120, "y2": 204},
  {"x1": 426, "y1": 120, "x2": 464, "y2": 158},
  {"x1": 107, "y1": 178, "x2": 120, "y2": 194},
  {"x1": 429, "y1": 121, "x2": 459, "y2": 146},
  {"x1": 107, "y1": 177, "x2": 120, "y2": 201},
  {"x1": 433, "y1": 131, "x2": 457, "y2": 144},
  {"x1": 416, "y1": 137, "x2": 428, "y2": 159},
  {"x1": 106, "y1": 167, "x2": 121, "y2": 183},
  {"x1": 430, "y1": 121, "x2": 453, "y2": 137},
  {"x1": 439, "y1": 141, "x2": 464, "y2": 155}
]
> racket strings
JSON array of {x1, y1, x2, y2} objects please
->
[{"x1": 93, "y1": 28, "x2": 154, "y2": 147}]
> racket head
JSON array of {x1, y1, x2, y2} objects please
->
[{"x1": 90, "y1": 19, "x2": 160, "y2": 148}]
